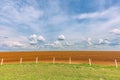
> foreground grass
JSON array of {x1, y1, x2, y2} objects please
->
[{"x1": 0, "y1": 63, "x2": 120, "y2": 80}]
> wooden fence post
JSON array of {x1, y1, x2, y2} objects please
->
[
  {"x1": 20, "y1": 57, "x2": 22, "y2": 64},
  {"x1": 1, "y1": 58, "x2": 3, "y2": 65},
  {"x1": 53, "y1": 57, "x2": 55, "y2": 64},
  {"x1": 115, "y1": 59, "x2": 118, "y2": 68},
  {"x1": 69, "y1": 57, "x2": 72, "y2": 64},
  {"x1": 89, "y1": 58, "x2": 92, "y2": 66},
  {"x1": 36, "y1": 57, "x2": 38, "y2": 64}
]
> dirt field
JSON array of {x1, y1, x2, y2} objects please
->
[{"x1": 0, "y1": 51, "x2": 120, "y2": 65}]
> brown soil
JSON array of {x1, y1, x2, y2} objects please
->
[{"x1": 0, "y1": 51, "x2": 120, "y2": 65}]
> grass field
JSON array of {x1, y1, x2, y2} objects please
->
[{"x1": 0, "y1": 63, "x2": 120, "y2": 80}]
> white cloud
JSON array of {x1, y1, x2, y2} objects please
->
[
  {"x1": 58, "y1": 34, "x2": 66, "y2": 40},
  {"x1": 1, "y1": 4, "x2": 43, "y2": 23},
  {"x1": 1, "y1": 1, "x2": 120, "y2": 50},
  {"x1": 29, "y1": 34, "x2": 38, "y2": 45},
  {"x1": 104, "y1": 39, "x2": 110, "y2": 44},
  {"x1": 0, "y1": 1, "x2": 45, "y2": 50},
  {"x1": 10, "y1": 41, "x2": 25, "y2": 47},
  {"x1": 98, "y1": 39, "x2": 104, "y2": 44},
  {"x1": 110, "y1": 29, "x2": 120, "y2": 34},
  {"x1": 0, "y1": 2, "x2": 44, "y2": 33},
  {"x1": 53, "y1": 40, "x2": 62, "y2": 47},
  {"x1": 29, "y1": 34, "x2": 37, "y2": 40},
  {"x1": 0, "y1": 26, "x2": 29, "y2": 49},
  {"x1": 74, "y1": 7, "x2": 120, "y2": 20},
  {"x1": 44, "y1": 43, "x2": 54, "y2": 47},
  {"x1": 65, "y1": 41, "x2": 73, "y2": 46},
  {"x1": 71, "y1": 6, "x2": 120, "y2": 42},
  {"x1": 37, "y1": 35, "x2": 45, "y2": 42},
  {"x1": 76, "y1": 12, "x2": 103, "y2": 19},
  {"x1": 0, "y1": 40, "x2": 27, "y2": 48},
  {"x1": 44, "y1": 40, "x2": 63, "y2": 48},
  {"x1": 98, "y1": 39, "x2": 110, "y2": 44},
  {"x1": 87, "y1": 37, "x2": 92, "y2": 45},
  {"x1": 29, "y1": 34, "x2": 45, "y2": 45},
  {"x1": 73, "y1": 7, "x2": 120, "y2": 34},
  {"x1": 29, "y1": 40, "x2": 37, "y2": 45}
]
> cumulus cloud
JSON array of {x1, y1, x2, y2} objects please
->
[
  {"x1": 87, "y1": 37, "x2": 92, "y2": 45},
  {"x1": 29, "y1": 34, "x2": 45, "y2": 45},
  {"x1": 29, "y1": 34, "x2": 37, "y2": 40},
  {"x1": 1, "y1": 0, "x2": 120, "y2": 51},
  {"x1": 65, "y1": 41, "x2": 73, "y2": 46},
  {"x1": 37, "y1": 35, "x2": 45, "y2": 42},
  {"x1": 104, "y1": 39, "x2": 110, "y2": 44},
  {"x1": 44, "y1": 41, "x2": 62, "y2": 48},
  {"x1": 53, "y1": 40, "x2": 62, "y2": 47},
  {"x1": 98, "y1": 39, "x2": 110, "y2": 44},
  {"x1": 98, "y1": 39, "x2": 104, "y2": 44},
  {"x1": 110, "y1": 29, "x2": 120, "y2": 34},
  {"x1": 58, "y1": 34, "x2": 66, "y2": 40},
  {"x1": 29, "y1": 34, "x2": 37, "y2": 45},
  {"x1": 72, "y1": 6, "x2": 120, "y2": 46}
]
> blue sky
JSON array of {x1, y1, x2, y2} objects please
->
[{"x1": 0, "y1": 0, "x2": 120, "y2": 51}]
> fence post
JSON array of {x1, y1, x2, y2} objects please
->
[
  {"x1": 1, "y1": 58, "x2": 3, "y2": 65},
  {"x1": 53, "y1": 57, "x2": 55, "y2": 64},
  {"x1": 89, "y1": 58, "x2": 92, "y2": 66},
  {"x1": 20, "y1": 57, "x2": 22, "y2": 64},
  {"x1": 69, "y1": 57, "x2": 72, "y2": 64},
  {"x1": 36, "y1": 57, "x2": 38, "y2": 64},
  {"x1": 115, "y1": 59, "x2": 118, "y2": 68}
]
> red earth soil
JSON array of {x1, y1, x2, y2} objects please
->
[{"x1": 0, "y1": 51, "x2": 120, "y2": 65}]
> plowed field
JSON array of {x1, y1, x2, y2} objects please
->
[{"x1": 0, "y1": 51, "x2": 120, "y2": 65}]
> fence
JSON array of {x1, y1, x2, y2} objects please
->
[
  {"x1": 0, "y1": 57, "x2": 119, "y2": 68},
  {"x1": 0, "y1": 51, "x2": 120, "y2": 68}
]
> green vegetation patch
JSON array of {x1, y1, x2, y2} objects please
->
[{"x1": 0, "y1": 63, "x2": 119, "y2": 80}]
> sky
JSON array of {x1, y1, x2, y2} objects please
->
[{"x1": 0, "y1": 0, "x2": 120, "y2": 51}]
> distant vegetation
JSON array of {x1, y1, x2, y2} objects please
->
[{"x1": 0, "y1": 63, "x2": 120, "y2": 80}]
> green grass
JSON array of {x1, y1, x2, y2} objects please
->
[{"x1": 0, "y1": 63, "x2": 120, "y2": 80}]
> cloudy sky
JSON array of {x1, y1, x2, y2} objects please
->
[{"x1": 0, "y1": 0, "x2": 120, "y2": 51}]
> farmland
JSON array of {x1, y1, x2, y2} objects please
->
[
  {"x1": 0, "y1": 51, "x2": 120, "y2": 65},
  {"x1": 0, "y1": 51, "x2": 120, "y2": 80}
]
